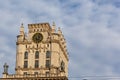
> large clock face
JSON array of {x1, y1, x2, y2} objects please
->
[{"x1": 32, "y1": 33, "x2": 43, "y2": 43}]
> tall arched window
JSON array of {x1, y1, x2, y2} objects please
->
[
  {"x1": 24, "y1": 51, "x2": 28, "y2": 59},
  {"x1": 35, "y1": 51, "x2": 39, "y2": 59},
  {"x1": 61, "y1": 61, "x2": 65, "y2": 71},
  {"x1": 46, "y1": 51, "x2": 51, "y2": 58}
]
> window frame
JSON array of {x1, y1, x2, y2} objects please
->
[
  {"x1": 24, "y1": 51, "x2": 28, "y2": 59},
  {"x1": 46, "y1": 60, "x2": 50, "y2": 68},
  {"x1": 35, "y1": 51, "x2": 39, "y2": 59},
  {"x1": 46, "y1": 51, "x2": 51, "y2": 58},
  {"x1": 61, "y1": 61, "x2": 65, "y2": 71},
  {"x1": 23, "y1": 72, "x2": 27, "y2": 75},
  {"x1": 24, "y1": 61, "x2": 28, "y2": 68},
  {"x1": 34, "y1": 72, "x2": 38, "y2": 75},
  {"x1": 35, "y1": 60, "x2": 39, "y2": 68}
]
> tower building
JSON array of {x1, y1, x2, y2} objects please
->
[{"x1": 1, "y1": 22, "x2": 69, "y2": 80}]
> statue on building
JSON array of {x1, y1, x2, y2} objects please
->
[{"x1": 3, "y1": 63, "x2": 9, "y2": 74}]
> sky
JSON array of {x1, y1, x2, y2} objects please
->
[{"x1": 1, "y1": 0, "x2": 120, "y2": 80}]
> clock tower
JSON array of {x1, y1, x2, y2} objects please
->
[{"x1": 1, "y1": 22, "x2": 69, "y2": 80}]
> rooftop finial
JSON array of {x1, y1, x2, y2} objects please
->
[
  {"x1": 52, "y1": 22, "x2": 56, "y2": 29},
  {"x1": 20, "y1": 23, "x2": 24, "y2": 35},
  {"x1": 52, "y1": 22, "x2": 56, "y2": 33},
  {"x1": 21, "y1": 23, "x2": 24, "y2": 27},
  {"x1": 53, "y1": 22, "x2": 55, "y2": 26},
  {"x1": 58, "y1": 27, "x2": 62, "y2": 34}
]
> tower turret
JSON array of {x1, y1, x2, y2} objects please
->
[{"x1": 17, "y1": 23, "x2": 26, "y2": 42}]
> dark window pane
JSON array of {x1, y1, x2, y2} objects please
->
[
  {"x1": 46, "y1": 51, "x2": 51, "y2": 58},
  {"x1": 24, "y1": 61, "x2": 28, "y2": 68},
  {"x1": 35, "y1": 60, "x2": 39, "y2": 68},
  {"x1": 61, "y1": 61, "x2": 65, "y2": 71},
  {"x1": 35, "y1": 51, "x2": 39, "y2": 59},
  {"x1": 24, "y1": 51, "x2": 28, "y2": 59},
  {"x1": 46, "y1": 60, "x2": 50, "y2": 68},
  {"x1": 24, "y1": 72, "x2": 27, "y2": 75},
  {"x1": 34, "y1": 72, "x2": 38, "y2": 75}
]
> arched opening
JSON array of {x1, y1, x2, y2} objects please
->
[
  {"x1": 24, "y1": 51, "x2": 28, "y2": 59},
  {"x1": 46, "y1": 51, "x2": 51, "y2": 58},
  {"x1": 35, "y1": 51, "x2": 39, "y2": 59}
]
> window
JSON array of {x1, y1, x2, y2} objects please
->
[
  {"x1": 23, "y1": 72, "x2": 27, "y2": 75},
  {"x1": 46, "y1": 60, "x2": 50, "y2": 68},
  {"x1": 46, "y1": 51, "x2": 51, "y2": 58},
  {"x1": 35, "y1": 60, "x2": 39, "y2": 68},
  {"x1": 35, "y1": 51, "x2": 39, "y2": 59},
  {"x1": 61, "y1": 61, "x2": 65, "y2": 71},
  {"x1": 24, "y1": 51, "x2": 28, "y2": 59},
  {"x1": 34, "y1": 72, "x2": 38, "y2": 75},
  {"x1": 24, "y1": 61, "x2": 28, "y2": 68}
]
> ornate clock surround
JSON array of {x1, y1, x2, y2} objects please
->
[{"x1": 32, "y1": 33, "x2": 43, "y2": 43}]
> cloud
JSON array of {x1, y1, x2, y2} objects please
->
[{"x1": 0, "y1": 0, "x2": 120, "y2": 80}]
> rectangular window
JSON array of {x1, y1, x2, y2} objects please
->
[
  {"x1": 35, "y1": 51, "x2": 39, "y2": 59},
  {"x1": 46, "y1": 60, "x2": 50, "y2": 68},
  {"x1": 35, "y1": 60, "x2": 39, "y2": 68},
  {"x1": 46, "y1": 51, "x2": 51, "y2": 58},
  {"x1": 34, "y1": 72, "x2": 38, "y2": 75},
  {"x1": 24, "y1": 61, "x2": 28, "y2": 68},
  {"x1": 23, "y1": 72, "x2": 27, "y2": 75}
]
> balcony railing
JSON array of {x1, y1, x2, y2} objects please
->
[
  {"x1": 3, "y1": 73, "x2": 65, "y2": 78},
  {"x1": 0, "y1": 74, "x2": 68, "y2": 80}
]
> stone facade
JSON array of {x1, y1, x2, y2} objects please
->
[{"x1": 0, "y1": 22, "x2": 69, "y2": 80}]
